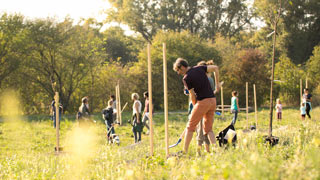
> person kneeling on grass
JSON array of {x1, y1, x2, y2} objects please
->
[{"x1": 102, "y1": 100, "x2": 115, "y2": 142}]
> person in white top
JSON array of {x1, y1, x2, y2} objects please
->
[
  {"x1": 110, "y1": 95, "x2": 117, "y2": 123},
  {"x1": 275, "y1": 98, "x2": 282, "y2": 121},
  {"x1": 131, "y1": 93, "x2": 142, "y2": 143}
]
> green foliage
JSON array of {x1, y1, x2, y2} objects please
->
[
  {"x1": 274, "y1": 55, "x2": 304, "y2": 105},
  {"x1": 18, "y1": 18, "x2": 106, "y2": 113},
  {"x1": 307, "y1": 45, "x2": 320, "y2": 87},
  {"x1": 131, "y1": 30, "x2": 221, "y2": 110},
  {"x1": 102, "y1": 26, "x2": 144, "y2": 65},
  {"x1": 0, "y1": 9, "x2": 317, "y2": 115},
  {"x1": 283, "y1": 0, "x2": 320, "y2": 64},
  {"x1": 215, "y1": 40, "x2": 269, "y2": 107},
  {"x1": 106, "y1": 0, "x2": 253, "y2": 41},
  {"x1": 0, "y1": 13, "x2": 28, "y2": 88},
  {"x1": 306, "y1": 45, "x2": 320, "y2": 105},
  {"x1": 254, "y1": 0, "x2": 320, "y2": 64}
]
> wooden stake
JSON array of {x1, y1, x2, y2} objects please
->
[
  {"x1": 163, "y1": 43, "x2": 169, "y2": 157},
  {"x1": 115, "y1": 85, "x2": 119, "y2": 123},
  {"x1": 117, "y1": 82, "x2": 122, "y2": 125},
  {"x1": 121, "y1": 102, "x2": 128, "y2": 113},
  {"x1": 55, "y1": 92, "x2": 60, "y2": 153},
  {"x1": 246, "y1": 82, "x2": 249, "y2": 129},
  {"x1": 300, "y1": 79, "x2": 302, "y2": 104},
  {"x1": 254, "y1": 84, "x2": 258, "y2": 129},
  {"x1": 305, "y1": 77, "x2": 308, "y2": 89},
  {"x1": 147, "y1": 44, "x2": 154, "y2": 156},
  {"x1": 221, "y1": 86, "x2": 224, "y2": 117}
]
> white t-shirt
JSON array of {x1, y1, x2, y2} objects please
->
[
  {"x1": 132, "y1": 100, "x2": 142, "y2": 115},
  {"x1": 275, "y1": 104, "x2": 282, "y2": 113}
]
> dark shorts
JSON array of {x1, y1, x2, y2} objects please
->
[{"x1": 301, "y1": 114, "x2": 305, "y2": 118}]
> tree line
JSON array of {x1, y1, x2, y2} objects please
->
[{"x1": 0, "y1": 0, "x2": 319, "y2": 115}]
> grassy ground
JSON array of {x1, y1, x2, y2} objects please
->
[{"x1": 0, "y1": 107, "x2": 319, "y2": 180}]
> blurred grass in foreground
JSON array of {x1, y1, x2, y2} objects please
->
[{"x1": 0, "y1": 106, "x2": 319, "y2": 179}]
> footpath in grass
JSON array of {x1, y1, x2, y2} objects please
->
[{"x1": 0, "y1": 108, "x2": 319, "y2": 179}]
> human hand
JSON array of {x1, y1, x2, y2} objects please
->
[{"x1": 184, "y1": 89, "x2": 189, "y2": 95}]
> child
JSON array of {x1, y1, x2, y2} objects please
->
[
  {"x1": 275, "y1": 98, "x2": 282, "y2": 121},
  {"x1": 300, "y1": 102, "x2": 306, "y2": 120},
  {"x1": 102, "y1": 100, "x2": 115, "y2": 142},
  {"x1": 231, "y1": 91, "x2": 239, "y2": 125}
]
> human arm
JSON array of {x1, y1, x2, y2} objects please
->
[
  {"x1": 207, "y1": 65, "x2": 220, "y2": 93},
  {"x1": 189, "y1": 88, "x2": 197, "y2": 105},
  {"x1": 309, "y1": 94, "x2": 312, "y2": 102},
  {"x1": 236, "y1": 97, "x2": 240, "y2": 112},
  {"x1": 134, "y1": 101, "x2": 140, "y2": 123}
]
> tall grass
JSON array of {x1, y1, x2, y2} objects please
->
[{"x1": 0, "y1": 107, "x2": 319, "y2": 179}]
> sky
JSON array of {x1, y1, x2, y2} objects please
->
[
  {"x1": 0, "y1": 0, "x2": 136, "y2": 34},
  {"x1": 0, "y1": 0, "x2": 264, "y2": 34},
  {"x1": 0, "y1": 0, "x2": 109, "y2": 22}
]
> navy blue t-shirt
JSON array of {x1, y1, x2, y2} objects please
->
[{"x1": 183, "y1": 66, "x2": 215, "y2": 101}]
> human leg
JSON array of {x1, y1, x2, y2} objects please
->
[
  {"x1": 203, "y1": 98, "x2": 217, "y2": 146},
  {"x1": 231, "y1": 110, "x2": 238, "y2": 125},
  {"x1": 184, "y1": 100, "x2": 210, "y2": 153},
  {"x1": 138, "y1": 131, "x2": 141, "y2": 142},
  {"x1": 204, "y1": 143, "x2": 210, "y2": 153},
  {"x1": 132, "y1": 128, "x2": 137, "y2": 143},
  {"x1": 184, "y1": 130, "x2": 194, "y2": 153},
  {"x1": 142, "y1": 114, "x2": 150, "y2": 130},
  {"x1": 53, "y1": 114, "x2": 56, "y2": 128},
  {"x1": 306, "y1": 103, "x2": 311, "y2": 119}
]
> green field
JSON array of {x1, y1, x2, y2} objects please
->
[{"x1": 0, "y1": 108, "x2": 319, "y2": 180}]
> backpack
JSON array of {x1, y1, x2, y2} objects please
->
[
  {"x1": 216, "y1": 124, "x2": 237, "y2": 147},
  {"x1": 103, "y1": 108, "x2": 113, "y2": 121}
]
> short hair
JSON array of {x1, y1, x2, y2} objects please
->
[
  {"x1": 131, "y1": 93, "x2": 139, "y2": 100},
  {"x1": 197, "y1": 61, "x2": 206, "y2": 66},
  {"x1": 143, "y1": 91, "x2": 149, "y2": 98},
  {"x1": 110, "y1": 95, "x2": 115, "y2": 100},
  {"x1": 173, "y1": 58, "x2": 188, "y2": 72},
  {"x1": 232, "y1": 91, "x2": 238, "y2": 96},
  {"x1": 206, "y1": 60, "x2": 214, "y2": 65},
  {"x1": 82, "y1": 97, "x2": 88, "y2": 103},
  {"x1": 304, "y1": 88, "x2": 309, "y2": 92},
  {"x1": 108, "y1": 99, "x2": 113, "y2": 106},
  {"x1": 197, "y1": 60, "x2": 214, "y2": 66}
]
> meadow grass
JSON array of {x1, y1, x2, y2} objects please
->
[{"x1": 0, "y1": 108, "x2": 319, "y2": 180}]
